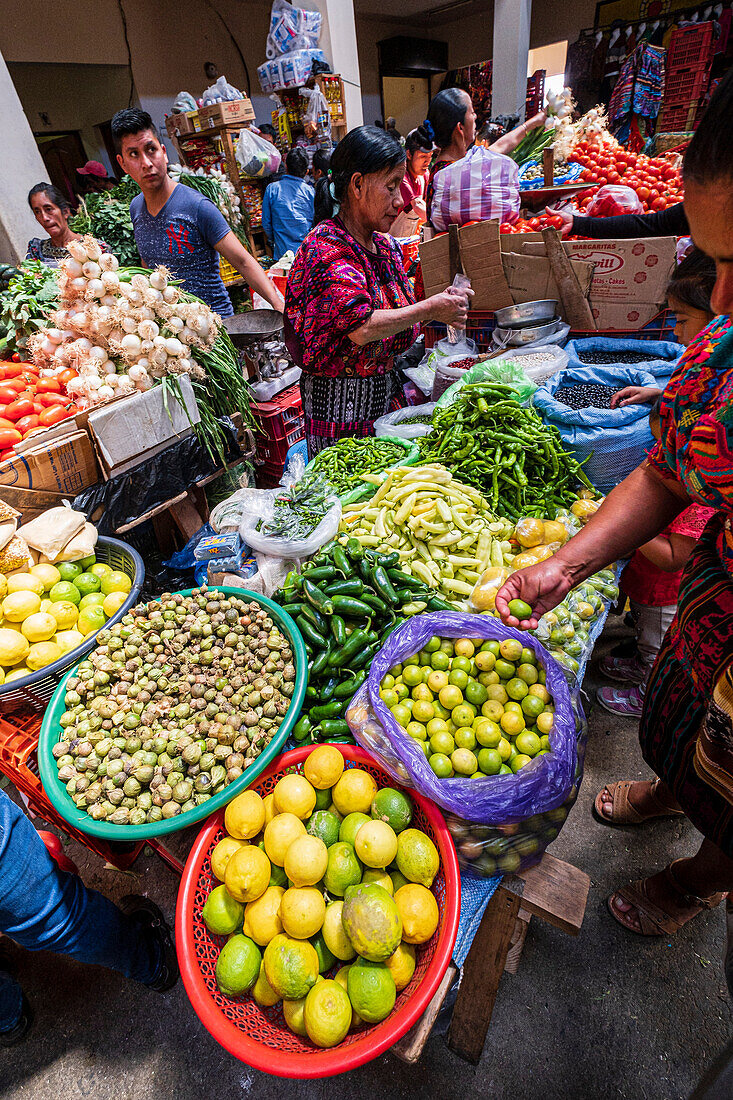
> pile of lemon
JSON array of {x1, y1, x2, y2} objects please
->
[
  {"x1": 201, "y1": 745, "x2": 442, "y2": 1049},
  {"x1": 0, "y1": 557, "x2": 131, "y2": 683}
]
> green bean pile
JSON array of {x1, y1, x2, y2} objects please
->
[
  {"x1": 418, "y1": 382, "x2": 594, "y2": 519},
  {"x1": 308, "y1": 437, "x2": 407, "y2": 494}
]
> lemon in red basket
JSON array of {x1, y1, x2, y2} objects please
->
[
  {"x1": 20, "y1": 612, "x2": 57, "y2": 643},
  {"x1": 338, "y1": 811, "x2": 370, "y2": 848},
  {"x1": 26, "y1": 641, "x2": 62, "y2": 671},
  {"x1": 264, "y1": 933, "x2": 319, "y2": 1000},
  {"x1": 263, "y1": 793, "x2": 278, "y2": 826},
  {"x1": 396, "y1": 829, "x2": 439, "y2": 889},
  {"x1": 225, "y1": 789, "x2": 266, "y2": 840},
  {"x1": 47, "y1": 601, "x2": 78, "y2": 630},
  {"x1": 215, "y1": 933, "x2": 261, "y2": 996},
  {"x1": 332, "y1": 769, "x2": 377, "y2": 816},
  {"x1": 303, "y1": 744, "x2": 344, "y2": 789},
  {"x1": 7, "y1": 572, "x2": 44, "y2": 597},
  {"x1": 334, "y1": 965, "x2": 363, "y2": 1029},
  {"x1": 342, "y1": 883, "x2": 402, "y2": 962},
  {"x1": 284, "y1": 835, "x2": 328, "y2": 887},
  {"x1": 3, "y1": 591, "x2": 41, "y2": 622},
  {"x1": 225, "y1": 844, "x2": 271, "y2": 903},
  {"x1": 102, "y1": 591, "x2": 127, "y2": 618},
  {"x1": 362, "y1": 869, "x2": 394, "y2": 894},
  {"x1": 202, "y1": 883, "x2": 244, "y2": 936},
  {"x1": 395, "y1": 884, "x2": 439, "y2": 944},
  {"x1": 304, "y1": 979, "x2": 352, "y2": 1048},
  {"x1": 243, "y1": 884, "x2": 284, "y2": 946},
  {"x1": 211, "y1": 836, "x2": 247, "y2": 881},
  {"x1": 390, "y1": 870, "x2": 409, "y2": 894},
  {"x1": 100, "y1": 570, "x2": 131, "y2": 596},
  {"x1": 273, "y1": 773, "x2": 316, "y2": 819},
  {"x1": 49, "y1": 581, "x2": 80, "y2": 606},
  {"x1": 347, "y1": 958, "x2": 396, "y2": 1023},
  {"x1": 280, "y1": 886, "x2": 326, "y2": 939},
  {"x1": 323, "y1": 842, "x2": 362, "y2": 897},
  {"x1": 371, "y1": 787, "x2": 413, "y2": 833},
  {"x1": 322, "y1": 900, "x2": 356, "y2": 962},
  {"x1": 310, "y1": 930, "x2": 336, "y2": 974},
  {"x1": 306, "y1": 810, "x2": 341, "y2": 848},
  {"x1": 355, "y1": 820, "x2": 398, "y2": 869},
  {"x1": 77, "y1": 606, "x2": 106, "y2": 636},
  {"x1": 385, "y1": 941, "x2": 416, "y2": 992},
  {"x1": 283, "y1": 978, "x2": 323, "y2": 1037},
  {"x1": 264, "y1": 813, "x2": 306, "y2": 866},
  {"x1": 252, "y1": 959, "x2": 281, "y2": 1007}
]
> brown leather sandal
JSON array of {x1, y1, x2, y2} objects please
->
[
  {"x1": 593, "y1": 779, "x2": 684, "y2": 826},
  {"x1": 607, "y1": 860, "x2": 727, "y2": 936}
]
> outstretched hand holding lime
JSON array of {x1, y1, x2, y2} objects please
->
[{"x1": 495, "y1": 556, "x2": 578, "y2": 630}]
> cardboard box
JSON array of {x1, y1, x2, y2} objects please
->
[
  {"x1": 198, "y1": 99, "x2": 255, "y2": 128},
  {"x1": 420, "y1": 221, "x2": 514, "y2": 310},
  {"x1": 502, "y1": 251, "x2": 595, "y2": 307},
  {"x1": 0, "y1": 430, "x2": 98, "y2": 495},
  {"x1": 518, "y1": 236, "x2": 677, "y2": 330},
  {"x1": 87, "y1": 376, "x2": 200, "y2": 479},
  {"x1": 165, "y1": 111, "x2": 199, "y2": 138}
]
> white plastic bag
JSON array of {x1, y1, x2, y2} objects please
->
[
  {"x1": 238, "y1": 458, "x2": 341, "y2": 561},
  {"x1": 202, "y1": 75, "x2": 244, "y2": 105},
  {"x1": 374, "y1": 403, "x2": 437, "y2": 439},
  {"x1": 236, "y1": 128, "x2": 282, "y2": 178},
  {"x1": 491, "y1": 345, "x2": 569, "y2": 383},
  {"x1": 267, "y1": 0, "x2": 322, "y2": 58},
  {"x1": 172, "y1": 92, "x2": 197, "y2": 113}
]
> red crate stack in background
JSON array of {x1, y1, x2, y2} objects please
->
[
  {"x1": 252, "y1": 384, "x2": 305, "y2": 488},
  {"x1": 658, "y1": 22, "x2": 716, "y2": 133}
]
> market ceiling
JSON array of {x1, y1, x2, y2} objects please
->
[{"x1": 355, "y1": 0, "x2": 487, "y2": 20}]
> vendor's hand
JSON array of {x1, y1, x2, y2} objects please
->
[
  {"x1": 610, "y1": 384, "x2": 662, "y2": 409},
  {"x1": 526, "y1": 109, "x2": 548, "y2": 132},
  {"x1": 495, "y1": 557, "x2": 576, "y2": 630},
  {"x1": 544, "y1": 206, "x2": 573, "y2": 238},
  {"x1": 428, "y1": 286, "x2": 474, "y2": 325}
]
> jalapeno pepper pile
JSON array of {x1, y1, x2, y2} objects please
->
[
  {"x1": 276, "y1": 538, "x2": 453, "y2": 744},
  {"x1": 307, "y1": 436, "x2": 409, "y2": 495}
]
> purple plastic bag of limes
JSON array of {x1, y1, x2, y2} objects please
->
[{"x1": 349, "y1": 612, "x2": 577, "y2": 825}]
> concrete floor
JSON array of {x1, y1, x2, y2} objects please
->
[{"x1": 2, "y1": 620, "x2": 731, "y2": 1100}]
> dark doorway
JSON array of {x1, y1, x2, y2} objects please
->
[{"x1": 34, "y1": 131, "x2": 87, "y2": 208}]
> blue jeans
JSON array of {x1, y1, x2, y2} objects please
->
[{"x1": 0, "y1": 790, "x2": 160, "y2": 1031}]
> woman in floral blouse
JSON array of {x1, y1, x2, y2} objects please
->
[{"x1": 284, "y1": 126, "x2": 471, "y2": 457}]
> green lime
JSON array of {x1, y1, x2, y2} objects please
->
[
  {"x1": 202, "y1": 884, "x2": 244, "y2": 935},
  {"x1": 314, "y1": 786, "x2": 332, "y2": 811},
  {"x1": 310, "y1": 931, "x2": 336, "y2": 974},
  {"x1": 521, "y1": 695, "x2": 545, "y2": 720},
  {"x1": 430, "y1": 651, "x2": 450, "y2": 671},
  {"x1": 57, "y1": 562, "x2": 83, "y2": 582},
  {"x1": 347, "y1": 958, "x2": 396, "y2": 1023},
  {"x1": 323, "y1": 842, "x2": 362, "y2": 897},
  {"x1": 371, "y1": 787, "x2": 413, "y2": 833},
  {"x1": 476, "y1": 720, "x2": 501, "y2": 748},
  {"x1": 482, "y1": 640, "x2": 500, "y2": 656},
  {"x1": 74, "y1": 572, "x2": 101, "y2": 597},
  {"x1": 339, "y1": 811, "x2": 370, "y2": 847},
  {"x1": 424, "y1": 635, "x2": 442, "y2": 653},
  {"x1": 494, "y1": 659, "x2": 516, "y2": 680},
  {"x1": 215, "y1": 933, "x2": 261, "y2": 996},
  {"x1": 78, "y1": 554, "x2": 96, "y2": 569},
  {"x1": 508, "y1": 598, "x2": 533, "y2": 620},
  {"x1": 307, "y1": 810, "x2": 341, "y2": 848},
  {"x1": 79, "y1": 592, "x2": 106, "y2": 610},
  {"x1": 515, "y1": 731, "x2": 542, "y2": 757},
  {"x1": 477, "y1": 748, "x2": 502, "y2": 775},
  {"x1": 269, "y1": 864, "x2": 288, "y2": 888},
  {"x1": 506, "y1": 677, "x2": 529, "y2": 701},
  {"x1": 429, "y1": 752, "x2": 453, "y2": 778},
  {"x1": 49, "y1": 581, "x2": 81, "y2": 605},
  {"x1": 465, "y1": 680, "x2": 488, "y2": 706},
  {"x1": 100, "y1": 570, "x2": 131, "y2": 596}
]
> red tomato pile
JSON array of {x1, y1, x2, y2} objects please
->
[
  {"x1": 0, "y1": 356, "x2": 80, "y2": 462},
  {"x1": 569, "y1": 142, "x2": 683, "y2": 213},
  {"x1": 499, "y1": 213, "x2": 567, "y2": 234}
]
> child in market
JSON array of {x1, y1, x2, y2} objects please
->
[{"x1": 597, "y1": 250, "x2": 718, "y2": 718}]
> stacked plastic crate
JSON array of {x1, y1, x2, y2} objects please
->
[{"x1": 657, "y1": 23, "x2": 715, "y2": 133}]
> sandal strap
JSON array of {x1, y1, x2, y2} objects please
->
[{"x1": 666, "y1": 860, "x2": 727, "y2": 910}]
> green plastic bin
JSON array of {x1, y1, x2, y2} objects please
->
[{"x1": 37, "y1": 587, "x2": 308, "y2": 841}]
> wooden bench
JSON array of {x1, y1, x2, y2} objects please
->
[{"x1": 392, "y1": 852, "x2": 590, "y2": 1065}]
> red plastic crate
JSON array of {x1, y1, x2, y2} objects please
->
[
  {"x1": 663, "y1": 63, "x2": 709, "y2": 105},
  {"x1": 666, "y1": 22, "x2": 715, "y2": 69},
  {"x1": 253, "y1": 384, "x2": 303, "y2": 440},
  {"x1": 526, "y1": 70, "x2": 545, "y2": 118},
  {"x1": 254, "y1": 460, "x2": 288, "y2": 489},
  {"x1": 0, "y1": 711, "x2": 144, "y2": 870},
  {"x1": 257, "y1": 423, "x2": 305, "y2": 464},
  {"x1": 657, "y1": 100, "x2": 700, "y2": 133},
  {"x1": 423, "y1": 309, "x2": 496, "y2": 351}
]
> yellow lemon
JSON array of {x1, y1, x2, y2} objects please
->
[
  {"x1": 332, "y1": 769, "x2": 378, "y2": 816},
  {"x1": 280, "y1": 887, "x2": 326, "y2": 939},
  {"x1": 100, "y1": 570, "x2": 131, "y2": 596},
  {"x1": 354, "y1": 820, "x2": 398, "y2": 869},
  {"x1": 0, "y1": 575, "x2": 6, "y2": 600},
  {"x1": 224, "y1": 844, "x2": 271, "y2": 903},
  {"x1": 395, "y1": 884, "x2": 439, "y2": 944},
  {"x1": 47, "y1": 601, "x2": 78, "y2": 630},
  {"x1": 273, "y1": 773, "x2": 316, "y2": 820},
  {"x1": 252, "y1": 959, "x2": 281, "y2": 1007},
  {"x1": 225, "y1": 789, "x2": 266, "y2": 840},
  {"x1": 282, "y1": 994, "x2": 309, "y2": 1036},
  {"x1": 54, "y1": 629, "x2": 85, "y2": 655},
  {"x1": 0, "y1": 620, "x2": 21, "y2": 633},
  {"x1": 321, "y1": 900, "x2": 356, "y2": 962},
  {"x1": 26, "y1": 642, "x2": 63, "y2": 671},
  {"x1": 90, "y1": 563, "x2": 112, "y2": 578},
  {"x1": 264, "y1": 933, "x2": 320, "y2": 1000},
  {"x1": 211, "y1": 836, "x2": 247, "y2": 882},
  {"x1": 362, "y1": 869, "x2": 394, "y2": 895},
  {"x1": 2, "y1": 591, "x2": 41, "y2": 623},
  {"x1": 39, "y1": 599, "x2": 54, "y2": 615},
  {"x1": 303, "y1": 978, "x2": 352, "y2": 1047},
  {"x1": 4, "y1": 667, "x2": 30, "y2": 682},
  {"x1": 263, "y1": 792, "x2": 277, "y2": 826},
  {"x1": 396, "y1": 828, "x2": 440, "y2": 889},
  {"x1": 334, "y1": 965, "x2": 363, "y2": 1029},
  {"x1": 102, "y1": 591, "x2": 127, "y2": 618},
  {"x1": 29, "y1": 564, "x2": 61, "y2": 592},
  {"x1": 385, "y1": 941, "x2": 416, "y2": 992},
  {"x1": 284, "y1": 835, "x2": 328, "y2": 888},
  {"x1": 6, "y1": 572, "x2": 44, "y2": 596},
  {"x1": 0, "y1": 629, "x2": 30, "y2": 668},
  {"x1": 303, "y1": 744, "x2": 345, "y2": 789},
  {"x1": 20, "y1": 612, "x2": 57, "y2": 643},
  {"x1": 243, "y1": 885, "x2": 285, "y2": 946},
  {"x1": 264, "y1": 813, "x2": 306, "y2": 866}
]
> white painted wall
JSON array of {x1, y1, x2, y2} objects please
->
[
  {"x1": 298, "y1": 0, "x2": 364, "y2": 126},
  {"x1": 0, "y1": 51, "x2": 51, "y2": 263}
]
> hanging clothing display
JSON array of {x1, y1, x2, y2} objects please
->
[
  {"x1": 609, "y1": 42, "x2": 666, "y2": 130},
  {"x1": 565, "y1": 32, "x2": 606, "y2": 113}
]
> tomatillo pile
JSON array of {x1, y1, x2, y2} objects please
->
[
  {"x1": 52, "y1": 588, "x2": 296, "y2": 826},
  {"x1": 380, "y1": 635, "x2": 555, "y2": 778}
]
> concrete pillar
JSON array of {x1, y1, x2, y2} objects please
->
[
  {"x1": 0, "y1": 51, "x2": 49, "y2": 264},
  {"x1": 297, "y1": 0, "x2": 364, "y2": 128},
  {"x1": 492, "y1": 0, "x2": 532, "y2": 119}
]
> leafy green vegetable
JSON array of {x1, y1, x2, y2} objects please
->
[
  {"x1": 70, "y1": 192, "x2": 140, "y2": 267},
  {"x1": 0, "y1": 262, "x2": 58, "y2": 354}
]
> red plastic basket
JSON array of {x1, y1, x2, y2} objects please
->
[
  {"x1": 176, "y1": 745, "x2": 460, "y2": 1079},
  {"x1": 657, "y1": 100, "x2": 700, "y2": 133},
  {"x1": 663, "y1": 64, "x2": 709, "y2": 105},
  {"x1": 253, "y1": 386, "x2": 303, "y2": 439},
  {"x1": 666, "y1": 22, "x2": 715, "y2": 69},
  {"x1": 423, "y1": 309, "x2": 496, "y2": 352},
  {"x1": 0, "y1": 711, "x2": 144, "y2": 870},
  {"x1": 257, "y1": 424, "x2": 305, "y2": 465}
]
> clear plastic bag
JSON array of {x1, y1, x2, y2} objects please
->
[
  {"x1": 267, "y1": 0, "x2": 322, "y2": 58},
  {"x1": 172, "y1": 92, "x2": 197, "y2": 113},
  {"x1": 586, "y1": 184, "x2": 643, "y2": 218},
  {"x1": 236, "y1": 128, "x2": 282, "y2": 178},
  {"x1": 373, "y1": 403, "x2": 437, "y2": 440},
  {"x1": 300, "y1": 86, "x2": 331, "y2": 143},
  {"x1": 421, "y1": 336, "x2": 479, "y2": 401},
  {"x1": 238, "y1": 457, "x2": 341, "y2": 560},
  {"x1": 435, "y1": 356, "x2": 537, "y2": 410},
  {"x1": 202, "y1": 75, "x2": 244, "y2": 105}
]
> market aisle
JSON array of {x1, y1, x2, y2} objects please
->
[{"x1": 0, "y1": 625, "x2": 729, "y2": 1100}]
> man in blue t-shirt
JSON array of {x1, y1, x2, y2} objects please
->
[
  {"x1": 261, "y1": 148, "x2": 314, "y2": 260},
  {"x1": 111, "y1": 108, "x2": 284, "y2": 318}
]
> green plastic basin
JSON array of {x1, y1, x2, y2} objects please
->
[{"x1": 37, "y1": 587, "x2": 308, "y2": 841}]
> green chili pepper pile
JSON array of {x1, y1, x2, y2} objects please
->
[
  {"x1": 308, "y1": 437, "x2": 408, "y2": 495},
  {"x1": 418, "y1": 382, "x2": 594, "y2": 520},
  {"x1": 276, "y1": 538, "x2": 453, "y2": 745}
]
